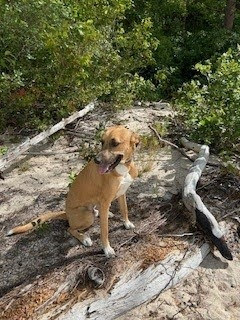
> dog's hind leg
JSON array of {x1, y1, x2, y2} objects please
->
[{"x1": 67, "y1": 207, "x2": 94, "y2": 247}]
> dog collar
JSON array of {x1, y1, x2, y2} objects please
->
[{"x1": 115, "y1": 163, "x2": 129, "y2": 176}]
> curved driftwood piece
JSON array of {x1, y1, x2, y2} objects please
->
[
  {"x1": 180, "y1": 137, "x2": 233, "y2": 260},
  {"x1": 38, "y1": 243, "x2": 209, "y2": 320},
  {"x1": 0, "y1": 101, "x2": 95, "y2": 172}
]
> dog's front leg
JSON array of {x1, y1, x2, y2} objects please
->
[
  {"x1": 118, "y1": 194, "x2": 135, "y2": 229},
  {"x1": 100, "y1": 202, "x2": 116, "y2": 258}
]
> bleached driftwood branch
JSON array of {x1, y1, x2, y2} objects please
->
[
  {"x1": 39, "y1": 243, "x2": 210, "y2": 320},
  {"x1": 180, "y1": 137, "x2": 233, "y2": 260},
  {"x1": 0, "y1": 102, "x2": 95, "y2": 172}
]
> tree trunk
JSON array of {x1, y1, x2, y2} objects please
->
[{"x1": 224, "y1": 0, "x2": 236, "y2": 30}]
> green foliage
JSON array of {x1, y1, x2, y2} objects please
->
[
  {"x1": 68, "y1": 170, "x2": 77, "y2": 187},
  {"x1": 36, "y1": 222, "x2": 51, "y2": 235},
  {"x1": 105, "y1": 73, "x2": 157, "y2": 108},
  {"x1": 175, "y1": 48, "x2": 240, "y2": 150},
  {"x1": 127, "y1": 0, "x2": 240, "y2": 96},
  {"x1": 94, "y1": 122, "x2": 105, "y2": 142},
  {"x1": 153, "y1": 121, "x2": 169, "y2": 138},
  {"x1": 0, "y1": 0, "x2": 156, "y2": 132},
  {"x1": 140, "y1": 134, "x2": 159, "y2": 151},
  {"x1": 1, "y1": 0, "x2": 240, "y2": 156},
  {"x1": 0, "y1": 146, "x2": 8, "y2": 155}
]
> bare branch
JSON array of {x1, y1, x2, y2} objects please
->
[{"x1": 148, "y1": 125, "x2": 194, "y2": 162}]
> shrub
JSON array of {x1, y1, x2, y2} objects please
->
[
  {"x1": 127, "y1": 0, "x2": 240, "y2": 97},
  {"x1": 0, "y1": 0, "x2": 157, "y2": 132},
  {"x1": 175, "y1": 47, "x2": 240, "y2": 150}
]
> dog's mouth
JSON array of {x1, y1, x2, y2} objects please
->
[{"x1": 98, "y1": 154, "x2": 123, "y2": 174}]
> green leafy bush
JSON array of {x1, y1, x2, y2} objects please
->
[
  {"x1": 0, "y1": 0, "x2": 157, "y2": 132},
  {"x1": 175, "y1": 47, "x2": 240, "y2": 150},
  {"x1": 127, "y1": 0, "x2": 240, "y2": 97}
]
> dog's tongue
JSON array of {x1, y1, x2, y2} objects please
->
[{"x1": 98, "y1": 163, "x2": 109, "y2": 174}]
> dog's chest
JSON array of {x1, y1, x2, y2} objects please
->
[{"x1": 115, "y1": 164, "x2": 133, "y2": 198}]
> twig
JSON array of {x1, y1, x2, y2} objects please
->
[
  {"x1": 170, "y1": 305, "x2": 189, "y2": 319},
  {"x1": 221, "y1": 208, "x2": 240, "y2": 220},
  {"x1": 148, "y1": 125, "x2": 194, "y2": 162},
  {"x1": 196, "y1": 176, "x2": 219, "y2": 191},
  {"x1": 149, "y1": 124, "x2": 220, "y2": 168},
  {"x1": 160, "y1": 232, "x2": 194, "y2": 237},
  {"x1": 2, "y1": 298, "x2": 14, "y2": 314},
  {"x1": 234, "y1": 153, "x2": 240, "y2": 160}
]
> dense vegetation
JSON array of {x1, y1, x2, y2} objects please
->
[
  {"x1": 176, "y1": 48, "x2": 240, "y2": 149},
  {"x1": 0, "y1": 0, "x2": 156, "y2": 131},
  {"x1": 0, "y1": 0, "x2": 239, "y2": 150}
]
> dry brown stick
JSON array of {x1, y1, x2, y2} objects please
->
[
  {"x1": 149, "y1": 124, "x2": 219, "y2": 167},
  {"x1": 221, "y1": 208, "x2": 240, "y2": 220},
  {"x1": 148, "y1": 124, "x2": 194, "y2": 162},
  {"x1": 196, "y1": 176, "x2": 219, "y2": 191}
]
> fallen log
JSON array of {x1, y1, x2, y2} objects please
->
[
  {"x1": 38, "y1": 243, "x2": 210, "y2": 320},
  {"x1": 180, "y1": 137, "x2": 233, "y2": 260},
  {"x1": 0, "y1": 101, "x2": 95, "y2": 172}
]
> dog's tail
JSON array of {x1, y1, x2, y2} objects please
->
[{"x1": 7, "y1": 211, "x2": 67, "y2": 236}]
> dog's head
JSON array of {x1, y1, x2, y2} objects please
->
[{"x1": 94, "y1": 126, "x2": 140, "y2": 174}]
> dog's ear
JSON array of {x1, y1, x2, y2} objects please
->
[{"x1": 130, "y1": 132, "x2": 140, "y2": 148}]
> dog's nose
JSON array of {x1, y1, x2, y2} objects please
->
[{"x1": 94, "y1": 150, "x2": 112, "y2": 164}]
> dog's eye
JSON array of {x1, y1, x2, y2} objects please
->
[{"x1": 111, "y1": 139, "x2": 120, "y2": 147}]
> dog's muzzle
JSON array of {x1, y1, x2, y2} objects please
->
[{"x1": 94, "y1": 151, "x2": 123, "y2": 174}]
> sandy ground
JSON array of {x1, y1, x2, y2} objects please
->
[
  {"x1": 119, "y1": 250, "x2": 240, "y2": 320},
  {"x1": 0, "y1": 103, "x2": 239, "y2": 319}
]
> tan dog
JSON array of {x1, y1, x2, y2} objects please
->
[{"x1": 7, "y1": 126, "x2": 139, "y2": 258}]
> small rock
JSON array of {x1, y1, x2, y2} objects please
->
[
  {"x1": 162, "y1": 191, "x2": 173, "y2": 201},
  {"x1": 134, "y1": 101, "x2": 142, "y2": 106},
  {"x1": 152, "y1": 101, "x2": 170, "y2": 109}
]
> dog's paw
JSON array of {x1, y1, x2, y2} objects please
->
[
  {"x1": 82, "y1": 236, "x2": 93, "y2": 247},
  {"x1": 123, "y1": 220, "x2": 135, "y2": 229},
  {"x1": 94, "y1": 210, "x2": 114, "y2": 218},
  {"x1": 108, "y1": 211, "x2": 114, "y2": 218},
  {"x1": 103, "y1": 245, "x2": 116, "y2": 258}
]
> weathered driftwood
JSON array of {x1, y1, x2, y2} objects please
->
[
  {"x1": 180, "y1": 137, "x2": 233, "y2": 260},
  {"x1": 39, "y1": 243, "x2": 210, "y2": 320},
  {"x1": 0, "y1": 102, "x2": 95, "y2": 172}
]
